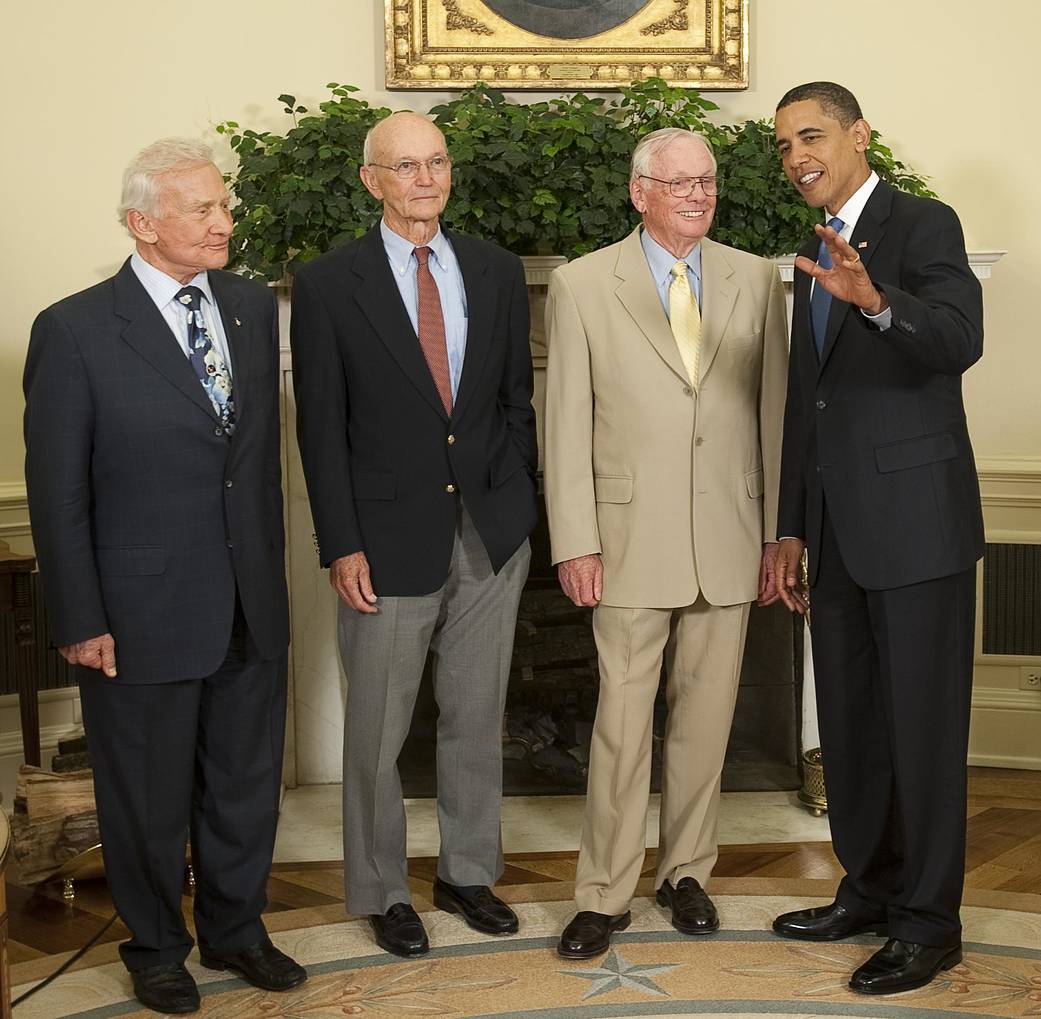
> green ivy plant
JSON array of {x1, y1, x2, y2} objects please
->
[{"x1": 219, "y1": 79, "x2": 934, "y2": 281}]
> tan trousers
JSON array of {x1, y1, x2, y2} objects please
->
[{"x1": 574, "y1": 596, "x2": 751, "y2": 915}]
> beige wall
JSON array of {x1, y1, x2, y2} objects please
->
[{"x1": 2, "y1": 0, "x2": 1038, "y2": 481}]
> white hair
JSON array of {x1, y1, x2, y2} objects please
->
[
  {"x1": 630, "y1": 127, "x2": 716, "y2": 181},
  {"x1": 118, "y1": 138, "x2": 215, "y2": 232}
]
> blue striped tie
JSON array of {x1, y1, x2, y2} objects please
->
[{"x1": 811, "y1": 216, "x2": 845, "y2": 357}]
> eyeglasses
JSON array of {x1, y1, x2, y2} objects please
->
[
  {"x1": 368, "y1": 155, "x2": 453, "y2": 178},
  {"x1": 638, "y1": 174, "x2": 723, "y2": 198}
]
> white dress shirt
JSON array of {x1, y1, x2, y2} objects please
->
[{"x1": 130, "y1": 252, "x2": 233, "y2": 373}]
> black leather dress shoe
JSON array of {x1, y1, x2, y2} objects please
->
[
  {"x1": 773, "y1": 902, "x2": 888, "y2": 941},
  {"x1": 370, "y1": 902, "x2": 430, "y2": 957},
  {"x1": 850, "y1": 938, "x2": 962, "y2": 994},
  {"x1": 130, "y1": 962, "x2": 200, "y2": 1015},
  {"x1": 558, "y1": 910, "x2": 632, "y2": 959},
  {"x1": 433, "y1": 878, "x2": 519, "y2": 935},
  {"x1": 199, "y1": 939, "x2": 307, "y2": 992},
  {"x1": 656, "y1": 878, "x2": 719, "y2": 935}
]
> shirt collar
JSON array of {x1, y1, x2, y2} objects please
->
[
  {"x1": 639, "y1": 227, "x2": 702, "y2": 287},
  {"x1": 829, "y1": 170, "x2": 880, "y2": 233},
  {"x1": 380, "y1": 219, "x2": 449, "y2": 275},
  {"x1": 130, "y1": 252, "x2": 214, "y2": 310}
]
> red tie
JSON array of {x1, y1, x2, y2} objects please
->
[{"x1": 414, "y1": 246, "x2": 453, "y2": 415}]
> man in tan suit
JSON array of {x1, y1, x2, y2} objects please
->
[{"x1": 545, "y1": 127, "x2": 788, "y2": 959}]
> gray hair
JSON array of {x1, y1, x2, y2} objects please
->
[
  {"x1": 118, "y1": 138, "x2": 215, "y2": 232},
  {"x1": 630, "y1": 128, "x2": 716, "y2": 182}
]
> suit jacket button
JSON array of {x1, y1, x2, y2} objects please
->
[
  {"x1": 816, "y1": 400, "x2": 826, "y2": 410},
  {"x1": 225, "y1": 479, "x2": 234, "y2": 488},
  {"x1": 445, "y1": 484, "x2": 456, "y2": 494},
  {"x1": 695, "y1": 436, "x2": 704, "y2": 446},
  {"x1": 447, "y1": 434, "x2": 456, "y2": 445},
  {"x1": 214, "y1": 426, "x2": 224, "y2": 436},
  {"x1": 683, "y1": 386, "x2": 693, "y2": 397},
  {"x1": 226, "y1": 539, "x2": 234, "y2": 548}
]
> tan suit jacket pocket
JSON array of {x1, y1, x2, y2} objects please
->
[
  {"x1": 594, "y1": 475, "x2": 634, "y2": 504},
  {"x1": 745, "y1": 468, "x2": 764, "y2": 499}
]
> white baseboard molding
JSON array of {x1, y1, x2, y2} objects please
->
[
  {"x1": 972, "y1": 688, "x2": 1041, "y2": 713},
  {"x1": 968, "y1": 752, "x2": 1041, "y2": 771},
  {"x1": 0, "y1": 720, "x2": 84, "y2": 762}
]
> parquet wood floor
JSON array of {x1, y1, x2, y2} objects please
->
[{"x1": 6, "y1": 767, "x2": 1039, "y2": 964}]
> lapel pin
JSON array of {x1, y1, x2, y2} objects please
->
[
  {"x1": 234, "y1": 317, "x2": 242, "y2": 326},
  {"x1": 857, "y1": 241, "x2": 868, "y2": 249}
]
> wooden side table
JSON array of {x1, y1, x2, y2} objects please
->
[{"x1": 0, "y1": 541, "x2": 40, "y2": 767}]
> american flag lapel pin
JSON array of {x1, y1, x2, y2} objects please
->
[
  {"x1": 857, "y1": 241, "x2": 868, "y2": 250},
  {"x1": 234, "y1": 317, "x2": 242, "y2": 326}
]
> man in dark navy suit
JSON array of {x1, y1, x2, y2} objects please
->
[
  {"x1": 291, "y1": 112, "x2": 537, "y2": 959},
  {"x1": 770, "y1": 83, "x2": 984, "y2": 995},
  {"x1": 24, "y1": 139, "x2": 305, "y2": 1015}
]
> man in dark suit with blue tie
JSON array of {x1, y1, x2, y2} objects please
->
[
  {"x1": 770, "y1": 83, "x2": 984, "y2": 995},
  {"x1": 23, "y1": 139, "x2": 305, "y2": 1014},
  {"x1": 291, "y1": 111, "x2": 537, "y2": 958}
]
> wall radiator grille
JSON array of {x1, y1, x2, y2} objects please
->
[
  {"x1": 982, "y1": 543, "x2": 1041, "y2": 656},
  {"x1": 0, "y1": 572, "x2": 74, "y2": 695}
]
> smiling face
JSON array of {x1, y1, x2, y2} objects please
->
[
  {"x1": 127, "y1": 162, "x2": 232, "y2": 284},
  {"x1": 630, "y1": 134, "x2": 716, "y2": 258},
  {"x1": 360, "y1": 112, "x2": 451, "y2": 245},
  {"x1": 774, "y1": 99, "x2": 872, "y2": 214}
]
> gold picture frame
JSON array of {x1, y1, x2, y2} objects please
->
[{"x1": 385, "y1": 0, "x2": 748, "y2": 90}]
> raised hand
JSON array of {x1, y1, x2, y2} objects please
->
[{"x1": 795, "y1": 223, "x2": 888, "y2": 315}]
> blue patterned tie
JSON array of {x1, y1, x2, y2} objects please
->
[
  {"x1": 175, "y1": 286, "x2": 235, "y2": 433},
  {"x1": 810, "y1": 216, "x2": 845, "y2": 358}
]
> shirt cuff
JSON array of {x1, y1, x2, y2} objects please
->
[{"x1": 861, "y1": 305, "x2": 892, "y2": 330}]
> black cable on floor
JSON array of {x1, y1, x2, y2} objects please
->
[{"x1": 12, "y1": 911, "x2": 119, "y2": 1008}]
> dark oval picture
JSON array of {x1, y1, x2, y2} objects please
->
[{"x1": 480, "y1": 0, "x2": 652, "y2": 40}]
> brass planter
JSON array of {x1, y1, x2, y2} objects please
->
[{"x1": 798, "y1": 747, "x2": 828, "y2": 816}]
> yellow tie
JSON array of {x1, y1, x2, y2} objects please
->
[{"x1": 668, "y1": 260, "x2": 701, "y2": 390}]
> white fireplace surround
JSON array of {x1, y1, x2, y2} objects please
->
[{"x1": 275, "y1": 251, "x2": 1006, "y2": 786}]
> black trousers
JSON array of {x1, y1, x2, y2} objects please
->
[
  {"x1": 78, "y1": 605, "x2": 288, "y2": 971},
  {"x1": 809, "y1": 507, "x2": 975, "y2": 947}
]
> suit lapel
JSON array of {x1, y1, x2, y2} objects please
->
[
  {"x1": 698, "y1": 238, "x2": 738, "y2": 385},
  {"x1": 113, "y1": 260, "x2": 218, "y2": 422},
  {"x1": 448, "y1": 230, "x2": 492, "y2": 425},
  {"x1": 210, "y1": 271, "x2": 250, "y2": 419},
  {"x1": 613, "y1": 228, "x2": 689, "y2": 385},
  {"x1": 351, "y1": 226, "x2": 449, "y2": 420},
  {"x1": 818, "y1": 181, "x2": 893, "y2": 373}
]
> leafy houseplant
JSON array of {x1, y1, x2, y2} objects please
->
[{"x1": 219, "y1": 79, "x2": 934, "y2": 281}]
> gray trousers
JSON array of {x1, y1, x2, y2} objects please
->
[{"x1": 338, "y1": 505, "x2": 530, "y2": 915}]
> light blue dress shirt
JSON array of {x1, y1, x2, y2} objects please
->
[
  {"x1": 130, "y1": 252, "x2": 233, "y2": 374},
  {"x1": 640, "y1": 227, "x2": 703, "y2": 317},
  {"x1": 380, "y1": 221, "x2": 468, "y2": 400}
]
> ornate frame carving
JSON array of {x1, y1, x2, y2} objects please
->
[{"x1": 385, "y1": 0, "x2": 748, "y2": 90}]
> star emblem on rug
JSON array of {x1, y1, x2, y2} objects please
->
[{"x1": 561, "y1": 948, "x2": 680, "y2": 999}]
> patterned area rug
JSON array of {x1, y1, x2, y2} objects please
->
[{"x1": 11, "y1": 879, "x2": 1041, "y2": 1018}]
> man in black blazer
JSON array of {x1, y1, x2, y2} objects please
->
[
  {"x1": 291, "y1": 112, "x2": 537, "y2": 957},
  {"x1": 24, "y1": 139, "x2": 305, "y2": 1014},
  {"x1": 770, "y1": 83, "x2": 984, "y2": 995}
]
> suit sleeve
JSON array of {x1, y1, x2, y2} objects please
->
[
  {"x1": 759, "y1": 266, "x2": 789, "y2": 543},
  {"x1": 23, "y1": 308, "x2": 109, "y2": 645},
  {"x1": 290, "y1": 269, "x2": 363, "y2": 567},
  {"x1": 263, "y1": 292, "x2": 286, "y2": 548},
  {"x1": 544, "y1": 267, "x2": 601, "y2": 565},
  {"x1": 777, "y1": 288, "x2": 808, "y2": 542},
  {"x1": 501, "y1": 255, "x2": 538, "y2": 475},
  {"x1": 873, "y1": 202, "x2": 983, "y2": 376}
]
